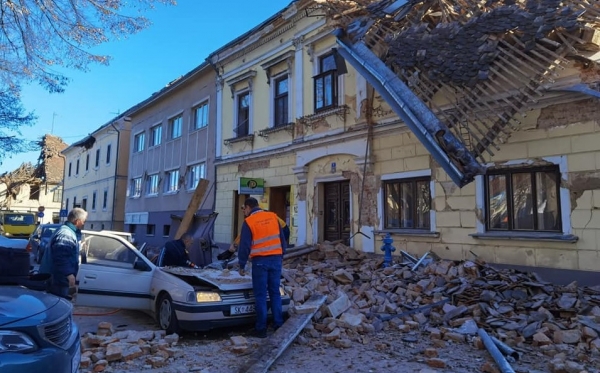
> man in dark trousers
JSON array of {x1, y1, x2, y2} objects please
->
[
  {"x1": 238, "y1": 197, "x2": 287, "y2": 338},
  {"x1": 39, "y1": 207, "x2": 87, "y2": 299},
  {"x1": 160, "y1": 233, "x2": 198, "y2": 268}
]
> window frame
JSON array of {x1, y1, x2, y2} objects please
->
[
  {"x1": 313, "y1": 52, "x2": 338, "y2": 113},
  {"x1": 102, "y1": 189, "x2": 108, "y2": 210},
  {"x1": 273, "y1": 74, "x2": 289, "y2": 127},
  {"x1": 92, "y1": 191, "x2": 97, "y2": 211},
  {"x1": 95, "y1": 148, "x2": 100, "y2": 168},
  {"x1": 75, "y1": 159, "x2": 80, "y2": 175},
  {"x1": 164, "y1": 169, "x2": 180, "y2": 194},
  {"x1": 130, "y1": 177, "x2": 142, "y2": 198},
  {"x1": 484, "y1": 165, "x2": 563, "y2": 233},
  {"x1": 187, "y1": 163, "x2": 205, "y2": 190},
  {"x1": 85, "y1": 154, "x2": 90, "y2": 172},
  {"x1": 106, "y1": 144, "x2": 111, "y2": 165},
  {"x1": 193, "y1": 101, "x2": 209, "y2": 130},
  {"x1": 150, "y1": 124, "x2": 162, "y2": 147},
  {"x1": 382, "y1": 176, "x2": 432, "y2": 230},
  {"x1": 235, "y1": 91, "x2": 250, "y2": 137},
  {"x1": 169, "y1": 115, "x2": 183, "y2": 139},
  {"x1": 146, "y1": 174, "x2": 160, "y2": 196},
  {"x1": 133, "y1": 132, "x2": 145, "y2": 153}
]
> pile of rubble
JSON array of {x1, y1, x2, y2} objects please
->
[
  {"x1": 283, "y1": 241, "x2": 600, "y2": 372},
  {"x1": 78, "y1": 323, "x2": 184, "y2": 372}
]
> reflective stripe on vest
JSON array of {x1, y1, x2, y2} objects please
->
[{"x1": 246, "y1": 210, "x2": 283, "y2": 258}]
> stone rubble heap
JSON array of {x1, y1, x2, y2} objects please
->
[
  {"x1": 282, "y1": 241, "x2": 600, "y2": 373},
  {"x1": 79, "y1": 323, "x2": 184, "y2": 372}
]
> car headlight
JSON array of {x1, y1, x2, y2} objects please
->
[
  {"x1": 0, "y1": 331, "x2": 37, "y2": 353},
  {"x1": 194, "y1": 291, "x2": 221, "y2": 303}
]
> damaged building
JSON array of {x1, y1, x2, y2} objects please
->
[{"x1": 209, "y1": 0, "x2": 600, "y2": 283}]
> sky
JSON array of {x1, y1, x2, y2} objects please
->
[{"x1": 0, "y1": 0, "x2": 291, "y2": 173}]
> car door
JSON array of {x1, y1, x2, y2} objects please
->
[{"x1": 75, "y1": 232, "x2": 155, "y2": 311}]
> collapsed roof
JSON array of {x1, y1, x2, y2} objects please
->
[{"x1": 319, "y1": 0, "x2": 600, "y2": 186}]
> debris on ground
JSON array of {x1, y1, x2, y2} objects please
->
[{"x1": 282, "y1": 241, "x2": 600, "y2": 373}]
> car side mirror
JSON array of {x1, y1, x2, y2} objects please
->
[{"x1": 133, "y1": 259, "x2": 151, "y2": 271}]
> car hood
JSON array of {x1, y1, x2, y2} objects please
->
[
  {"x1": 161, "y1": 267, "x2": 253, "y2": 291},
  {"x1": 0, "y1": 286, "x2": 60, "y2": 327}
]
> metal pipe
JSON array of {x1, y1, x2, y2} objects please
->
[
  {"x1": 411, "y1": 251, "x2": 430, "y2": 271},
  {"x1": 478, "y1": 328, "x2": 516, "y2": 373},
  {"x1": 491, "y1": 336, "x2": 520, "y2": 362}
]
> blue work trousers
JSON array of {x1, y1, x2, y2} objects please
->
[{"x1": 251, "y1": 255, "x2": 283, "y2": 332}]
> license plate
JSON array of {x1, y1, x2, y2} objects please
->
[
  {"x1": 72, "y1": 343, "x2": 81, "y2": 373},
  {"x1": 230, "y1": 304, "x2": 255, "y2": 315}
]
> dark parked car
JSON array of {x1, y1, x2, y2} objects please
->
[
  {"x1": 27, "y1": 223, "x2": 61, "y2": 263},
  {"x1": 0, "y1": 286, "x2": 81, "y2": 373}
]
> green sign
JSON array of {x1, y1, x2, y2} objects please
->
[{"x1": 239, "y1": 177, "x2": 264, "y2": 195}]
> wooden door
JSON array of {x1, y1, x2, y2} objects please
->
[{"x1": 324, "y1": 181, "x2": 350, "y2": 243}]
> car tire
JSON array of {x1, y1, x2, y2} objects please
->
[{"x1": 157, "y1": 293, "x2": 180, "y2": 334}]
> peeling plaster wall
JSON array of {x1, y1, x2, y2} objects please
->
[
  {"x1": 213, "y1": 154, "x2": 296, "y2": 245},
  {"x1": 370, "y1": 98, "x2": 600, "y2": 274}
]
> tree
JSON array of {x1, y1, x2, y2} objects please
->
[
  {"x1": 0, "y1": 0, "x2": 175, "y2": 163},
  {"x1": 0, "y1": 87, "x2": 37, "y2": 165}
]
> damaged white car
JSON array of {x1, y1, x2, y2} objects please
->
[{"x1": 75, "y1": 231, "x2": 289, "y2": 333}]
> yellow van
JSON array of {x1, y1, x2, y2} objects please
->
[{"x1": 0, "y1": 211, "x2": 38, "y2": 238}]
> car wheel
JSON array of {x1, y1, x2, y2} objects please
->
[{"x1": 157, "y1": 293, "x2": 179, "y2": 334}]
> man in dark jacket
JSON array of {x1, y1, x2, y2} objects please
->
[
  {"x1": 39, "y1": 208, "x2": 87, "y2": 299},
  {"x1": 160, "y1": 233, "x2": 198, "y2": 268}
]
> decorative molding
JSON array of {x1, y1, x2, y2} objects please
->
[
  {"x1": 292, "y1": 35, "x2": 304, "y2": 50},
  {"x1": 258, "y1": 123, "x2": 295, "y2": 140},
  {"x1": 297, "y1": 105, "x2": 349, "y2": 128},
  {"x1": 261, "y1": 51, "x2": 294, "y2": 85},
  {"x1": 223, "y1": 134, "x2": 254, "y2": 147},
  {"x1": 306, "y1": 43, "x2": 315, "y2": 62},
  {"x1": 226, "y1": 70, "x2": 257, "y2": 99},
  {"x1": 292, "y1": 165, "x2": 309, "y2": 184}
]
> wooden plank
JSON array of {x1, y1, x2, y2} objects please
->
[
  {"x1": 174, "y1": 178, "x2": 210, "y2": 239},
  {"x1": 238, "y1": 294, "x2": 327, "y2": 373}
]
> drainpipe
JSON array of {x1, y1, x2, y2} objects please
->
[{"x1": 110, "y1": 118, "x2": 130, "y2": 231}]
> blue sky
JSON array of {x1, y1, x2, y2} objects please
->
[{"x1": 0, "y1": 0, "x2": 291, "y2": 173}]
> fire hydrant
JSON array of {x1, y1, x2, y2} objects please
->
[{"x1": 380, "y1": 233, "x2": 395, "y2": 268}]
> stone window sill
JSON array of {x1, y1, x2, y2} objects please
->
[
  {"x1": 470, "y1": 231, "x2": 578, "y2": 243},
  {"x1": 374, "y1": 229, "x2": 440, "y2": 238}
]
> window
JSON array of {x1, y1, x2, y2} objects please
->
[
  {"x1": 68, "y1": 162, "x2": 72, "y2": 177},
  {"x1": 274, "y1": 75, "x2": 289, "y2": 127},
  {"x1": 76, "y1": 159, "x2": 80, "y2": 175},
  {"x1": 235, "y1": 92, "x2": 250, "y2": 137},
  {"x1": 150, "y1": 125, "x2": 162, "y2": 146},
  {"x1": 106, "y1": 144, "x2": 112, "y2": 164},
  {"x1": 169, "y1": 115, "x2": 182, "y2": 139},
  {"x1": 130, "y1": 177, "x2": 142, "y2": 198},
  {"x1": 314, "y1": 53, "x2": 338, "y2": 112},
  {"x1": 95, "y1": 149, "x2": 100, "y2": 167},
  {"x1": 146, "y1": 224, "x2": 155, "y2": 236},
  {"x1": 92, "y1": 191, "x2": 97, "y2": 211},
  {"x1": 383, "y1": 177, "x2": 431, "y2": 229},
  {"x1": 164, "y1": 169, "x2": 180, "y2": 193},
  {"x1": 103, "y1": 190, "x2": 108, "y2": 209},
  {"x1": 30, "y1": 185, "x2": 40, "y2": 200},
  {"x1": 163, "y1": 225, "x2": 170, "y2": 237},
  {"x1": 85, "y1": 154, "x2": 90, "y2": 171},
  {"x1": 134, "y1": 132, "x2": 145, "y2": 152},
  {"x1": 187, "y1": 163, "x2": 205, "y2": 190},
  {"x1": 81, "y1": 197, "x2": 87, "y2": 211},
  {"x1": 146, "y1": 174, "x2": 160, "y2": 195},
  {"x1": 485, "y1": 166, "x2": 561, "y2": 232},
  {"x1": 65, "y1": 198, "x2": 69, "y2": 210},
  {"x1": 194, "y1": 102, "x2": 209, "y2": 130},
  {"x1": 53, "y1": 187, "x2": 62, "y2": 203},
  {"x1": 73, "y1": 197, "x2": 77, "y2": 208}
]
